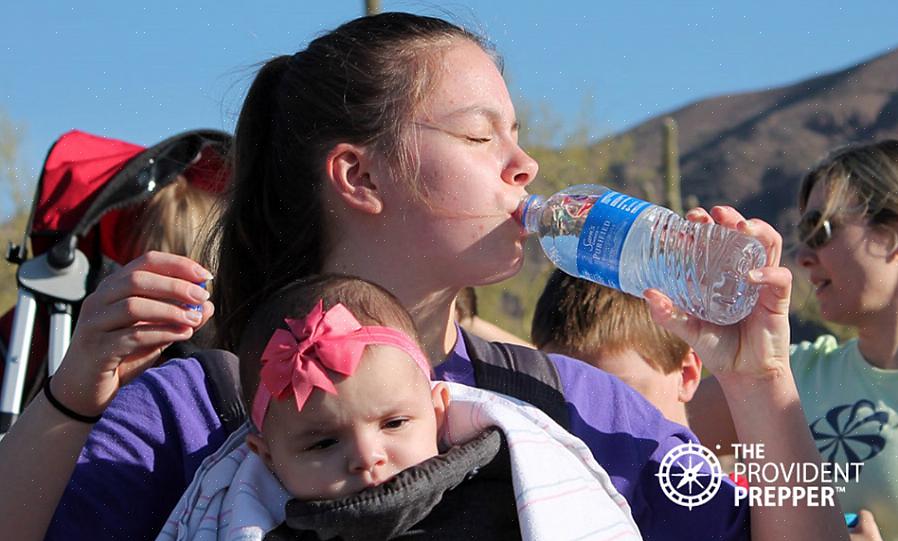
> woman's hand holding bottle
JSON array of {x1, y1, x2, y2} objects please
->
[{"x1": 644, "y1": 206, "x2": 792, "y2": 383}]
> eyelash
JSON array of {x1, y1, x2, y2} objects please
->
[
  {"x1": 466, "y1": 136, "x2": 492, "y2": 143},
  {"x1": 305, "y1": 438, "x2": 338, "y2": 452},
  {"x1": 383, "y1": 418, "x2": 409, "y2": 430},
  {"x1": 301, "y1": 418, "x2": 409, "y2": 451}
]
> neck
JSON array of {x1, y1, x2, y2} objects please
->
[
  {"x1": 671, "y1": 405, "x2": 690, "y2": 429},
  {"x1": 855, "y1": 310, "x2": 898, "y2": 369},
  {"x1": 324, "y1": 244, "x2": 459, "y2": 365}
]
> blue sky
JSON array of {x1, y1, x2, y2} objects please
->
[{"x1": 3, "y1": 1, "x2": 898, "y2": 214}]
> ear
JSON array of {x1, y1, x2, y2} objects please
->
[
  {"x1": 886, "y1": 227, "x2": 898, "y2": 262},
  {"x1": 324, "y1": 142, "x2": 383, "y2": 215},
  {"x1": 246, "y1": 432, "x2": 275, "y2": 470},
  {"x1": 677, "y1": 350, "x2": 703, "y2": 403},
  {"x1": 431, "y1": 382, "x2": 451, "y2": 431}
]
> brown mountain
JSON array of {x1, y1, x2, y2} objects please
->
[
  {"x1": 479, "y1": 47, "x2": 898, "y2": 343},
  {"x1": 606, "y1": 46, "x2": 898, "y2": 233}
]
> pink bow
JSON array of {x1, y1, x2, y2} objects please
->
[{"x1": 251, "y1": 300, "x2": 430, "y2": 429}]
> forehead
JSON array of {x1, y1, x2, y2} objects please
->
[
  {"x1": 345, "y1": 345, "x2": 431, "y2": 391},
  {"x1": 266, "y1": 346, "x2": 431, "y2": 428},
  {"x1": 420, "y1": 39, "x2": 512, "y2": 122},
  {"x1": 804, "y1": 181, "x2": 827, "y2": 211},
  {"x1": 804, "y1": 178, "x2": 861, "y2": 216}
]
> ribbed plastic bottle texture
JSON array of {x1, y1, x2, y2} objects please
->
[{"x1": 520, "y1": 184, "x2": 766, "y2": 325}]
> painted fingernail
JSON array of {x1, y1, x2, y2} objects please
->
[
  {"x1": 189, "y1": 285, "x2": 210, "y2": 303},
  {"x1": 185, "y1": 281, "x2": 209, "y2": 311},
  {"x1": 748, "y1": 269, "x2": 763, "y2": 281},
  {"x1": 195, "y1": 266, "x2": 213, "y2": 280}
]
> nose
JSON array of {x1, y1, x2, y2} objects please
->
[
  {"x1": 795, "y1": 243, "x2": 817, "y2": 268},
  {"x1": 347, "y1": 434, "x2": 387, "y2": 474},
  {"x1": 502, "y1": 143, "x2": 539, "y2": 188}
]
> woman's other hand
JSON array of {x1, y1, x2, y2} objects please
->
[
  {"x1": 50, "y1": 251, "x2": 213, "y2": 417},
  {"x1": 849, "y1": 510, "x2": 884, "y2": 541}
]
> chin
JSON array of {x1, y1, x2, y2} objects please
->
[
  {"x1": 818, "y1": 304, "x2": 859, "y2": 328},
  {"x1": 324, "y1": 484, "x2": 363, "y2": 500},
  {"x1": 477, "y1": 251, "x2": 525, "y2": 286}
]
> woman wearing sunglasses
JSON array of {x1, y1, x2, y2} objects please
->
[{"x1": 692, "y1": 140, "x2": 898, "y2": 541}]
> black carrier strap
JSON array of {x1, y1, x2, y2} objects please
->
[
  {"x1": 460, "y1": 329, "x2": 570, "y2": 431},
  {"x1": 192, "y1": 349, "x2": 247, "y2": 435},
  {"x1": 189, "y1": 330, "x2": 571, "y2": 438}
]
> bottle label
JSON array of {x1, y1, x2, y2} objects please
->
[{"x1": 576, "y1": 190, "x2": 652, "y2": 288}]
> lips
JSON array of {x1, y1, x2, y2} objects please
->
[{"x1": 812, "y1": 279, "x2": 831, "y2": 294}]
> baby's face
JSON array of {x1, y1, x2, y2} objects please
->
[{"x1": 255, "y1": 345, "x2": 447, "y2": 500}]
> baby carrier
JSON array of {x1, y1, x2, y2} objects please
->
[
  {"x1": 0, "y1": 129, "x2": 231, "y2": 434},
  {"x1": 164, "y1": 331, "x2": 577, "y2": 541},
  {"x1": 191, "y1": 329, "x2": 572, "y2": 447}
]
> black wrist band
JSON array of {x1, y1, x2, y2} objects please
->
[{"x1": 43, "y1": 377, "x2": 102, "y2": 424}]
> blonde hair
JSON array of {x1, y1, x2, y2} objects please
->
[
  {"x1": 798, "y1": 140, "x2": 898, "y2": 239},
  {"x1": 531, "y1": 271, "x2": 690, "y2": 374},
  {"x1": 124, "y1": 175, "x2": 221, "y2": 263}
]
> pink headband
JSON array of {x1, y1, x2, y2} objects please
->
[{"x1": 251, "y1": 300, "x2": 431, "y2": 430}]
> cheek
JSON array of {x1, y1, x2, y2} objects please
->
[
  {"x1": 859, "y1": 264, "x2": 898, "y2": 299},
  {"x1": 268, "y1": 451, "x2": 307, "y2": 494},
  {"x1": 391, "y1": 431, "x2": 439, "y2": 469},
  {"x1": 276, "y1": 454, "x2": 340, "y2": 499},
  {"x1": 416, "y1": 152, "x2": 464, "y2": 197},
  {"x1": 415, "y1": 158, "x2": 499, "y2": 218}
]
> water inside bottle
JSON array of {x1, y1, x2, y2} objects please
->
[{"x1": 619, "y1": 208, "x2": 766, "y2": 325}]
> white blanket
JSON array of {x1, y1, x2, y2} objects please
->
[{"x1": 157, "y1": 382, "x2": 642, "y2": 541}]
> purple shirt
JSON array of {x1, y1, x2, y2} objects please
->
[
  {"x1": 438, "y1": 328, "x2": 749, "y2": 541},
  {"x1": 47, "y1": 358, "x2": 227, "y2": 541},
  {"x1": 49, "y1": 330, "x2": 748, "y2": 540}
]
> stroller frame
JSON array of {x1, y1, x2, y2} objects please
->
[{"x1": 0, "y1": 129, "x2": 230, "y2": 434}]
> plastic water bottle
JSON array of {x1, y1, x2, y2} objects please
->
[{"x1": 518, "y1": 184, "x2": 766, "y2": 325}]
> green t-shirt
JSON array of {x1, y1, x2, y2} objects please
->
[{"x1": 791, "y1": 335, "x2": 898, "y2": 540}]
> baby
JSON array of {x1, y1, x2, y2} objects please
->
[
  {"x1": 158, "y1": 274, "x2": 640, "y2": 541},
  {"x1": 244, "y1": 284, "x2": 450, "y2": 500}
]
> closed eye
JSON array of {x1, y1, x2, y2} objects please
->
[{"x1": 466, "y1": 136, "x2": 492, "y2": 143}]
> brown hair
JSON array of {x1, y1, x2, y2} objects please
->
[
  {"x1": 124, "y1": 175, "x2": 220, "y2": 262},
  {"x1": 211, "y1": 12, "x2": 493, "y2": 351},
  {"x1": 237, "y1": 274, "x2": 422, "y2": 411},
  {"x1": 454, "y1": 287, "x2": 478, "y2": 324},
  {"x1": 531, "y1": 270, "x2": 690, "y2": 374},
  {"x1": 798, "y1": 140, "x2": 898, "y2": 243}
]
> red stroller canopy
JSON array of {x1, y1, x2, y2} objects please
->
[{"x1": 30, "y1": 129, "x2": 230, "y2": 264}]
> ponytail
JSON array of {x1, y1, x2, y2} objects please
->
[{"x1": 212, "y1": 55, "x2": 325, "y2": 350}]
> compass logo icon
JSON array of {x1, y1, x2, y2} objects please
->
[{"x1": 655, "y1": 442, "x2": 725, "y2": 510}]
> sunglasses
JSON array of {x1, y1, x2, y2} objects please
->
[{"x1": 797, "y1": 210, "x2": 837, "y2": 250}]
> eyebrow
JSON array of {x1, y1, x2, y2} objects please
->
[
  {"x1": 440, "y1": 105, "x2": 519, "y2": 132},
  {"x1": 290, "y1": 427, "x2": 329, "y2": 440}
]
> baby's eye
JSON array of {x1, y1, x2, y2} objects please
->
[
  {"x1": 466, "y1": 136, "x2": 492, "y2": 143},
  {"x1": 305, "y1": 438, "x2": 338, "y2": 451},
  {"x1": 383, "y1": 418, "x2": 409, "y2": 430}
]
